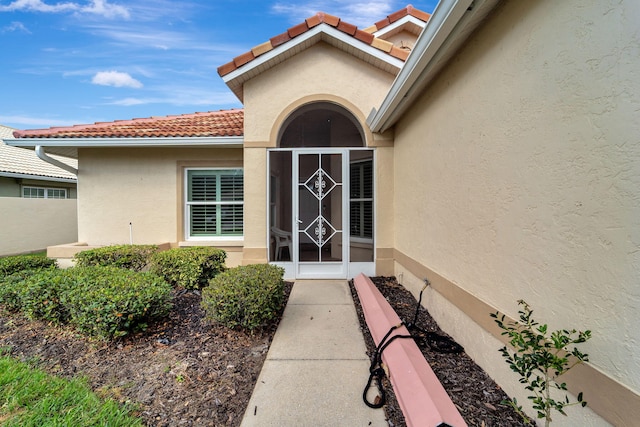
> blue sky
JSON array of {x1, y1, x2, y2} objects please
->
[{"x1": 0, "y1": 0, "x2": 438, "y2": 130}]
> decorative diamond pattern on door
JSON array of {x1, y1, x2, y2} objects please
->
[
  {"x1": 303, "y1": 168, "x2": 337, "y2": 200},
  {"x1": 303, "y1": 215, "x2": 337, "y2": 248},
  {"x1": 301, "y1": 164, "x2": 338, "y2": 248}
]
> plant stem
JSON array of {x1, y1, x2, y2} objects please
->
[{"x1": 545, "y1": 370, "x2": 551, "y2": 427}]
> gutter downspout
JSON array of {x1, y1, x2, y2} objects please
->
[{"x1": 36, "y1": 145, "x2": 78, "y2": 175}]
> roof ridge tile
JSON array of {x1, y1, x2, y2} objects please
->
[{"x1": 216, "y1": 5, "x2": 430, "y2": 78}]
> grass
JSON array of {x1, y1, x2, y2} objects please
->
[{"x1": 0, "y1": 354, "x2": 143, "y2": 427}]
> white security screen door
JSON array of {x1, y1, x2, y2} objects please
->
[{"x1": 294, "y1": 150, "x2": 348, "y2": 278}]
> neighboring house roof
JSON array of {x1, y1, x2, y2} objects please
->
[
  {"x1": 218, "y1": 5, "x2": 430, "y2": 101},
  {"x1": 12, "y1": 109, "x2": 244, "y2": 139},
  {"x1": 0, "y1": 125, "x2": 77, "y2": 182}
]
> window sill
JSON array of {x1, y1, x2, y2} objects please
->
[{"x1": 180, "y1": 239, "x2": 244, "y2": 248}]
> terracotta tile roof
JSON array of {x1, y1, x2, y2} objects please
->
[
  {"x1": 217, "y1": 5, "x2": 430, "y2": 78},
  {"x1": 365, "y1": 4, "x2": 431, "y2": 34},
  {"x1": 13, "y1": 109, "x2": 244, "y2": 139}
]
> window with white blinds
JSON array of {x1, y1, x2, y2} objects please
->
[
  {"x1": 186, "y1": 169, "x2": 243, "y2": 238},
  {"x1": 350, "y1": 160, "x2": 373, "y2": 240}
]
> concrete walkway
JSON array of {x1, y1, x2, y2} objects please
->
[{"x1": 240, "y1": 280, "x2": 388, "y2": 427}]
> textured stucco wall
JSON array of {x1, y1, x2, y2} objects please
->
[
  {"x1": 0, "y1": 197, "x2": 77, "y2": 256},
  {"x1": 77, "y1": 147, "x2": 242, "y2": 245},
  {"x1": 392, "y1": 0, "x2": 638, "y2": 424}
]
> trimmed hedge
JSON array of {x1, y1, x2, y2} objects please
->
[
  {"x1": 0, "y1": 267, "x2": 173, "y2": 340},
  {"x1": 0, "y1": 255, "x2": 56, "y2": 276},
  {"x1": 201, "y1": 264, "x2": 285, "y2": 331},
  {"x1": 74, "y1": 245, "x2": 159, "y2": 271},
  {"x1": 0, "y1": 272, "x2": 36, "y2": 313},
  {"x1": 14, "y1": 269, "x2": 74, "y2": 323},
  {"x1": 61, "y1": 267, "x2": 173, "y2": 339},
  {"x1": 150, "y1": 247, "x2": 227, "y2": 289}
]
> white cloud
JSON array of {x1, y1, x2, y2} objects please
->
[
  {"x1": 0, "y1": 0, "x2": 129, "y2": 19},
  {"x1": 92, "y1": 71, "x2": 143, "y2": 88},
  {"x1": 2, "y1": 21, "x2": 31, "y2": 33},
  {"x1": 0, "y1": 0, "x2": 78, "y2": 13},
  {"x1": 0, "y1": 115, "x2": 80, "y2": 127},
  {"x1": 80, "y1": 0, "x2": 128, "y2": 19},
  {"x1": 271, "y1": 1, "x2": 396, "y2": 27},
  {"x1": 106, "y1": 89, "x2": 239, "y2": 108},
  {"x1": 109, "y1": 97, "x2": 146, "y2": 106}
]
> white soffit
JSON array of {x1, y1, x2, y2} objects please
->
[
  {"x1": 373, "y1": 15, "x2": 427, "y2": 39},
  {"x1": 4, "y1": 136, "x2": 244, "y2": 159}
]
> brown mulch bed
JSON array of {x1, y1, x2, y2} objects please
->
[
  {"x1": 0, "y1": 284, "x2": 292, "y2": 427},
  {"x1": 349, "y1": 276, "x2": 531, "y2": 427},
  {"x1": 1, "y1": 276, "x2": 531, "y2": 426}
]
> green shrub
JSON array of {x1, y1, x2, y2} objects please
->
[
  {"x1": 0, "y1": 266, "x2": 173, "y2": 340},
  {"x1": 201, "y1": 264, "x2": 285, "y2": 331},
  {"x1": 60, "y1": 267, "x2": 173, "y2": 339},
  {"x1": 16, "y1": 269, "x2": 74, "y2": 323},
  {"x1": 74, "y1": 245, "x2": 159, "y2": 271},
  {"x1": 150, "y1": 247, "x2": 227, "y2": 289},
  {"x1": 0, "y1": 271, "x2": 36, "y2": 313},
  {"x1": 0, "y1": 255, "x2": 56, "y2": 276}
]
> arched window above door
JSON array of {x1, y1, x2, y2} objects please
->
[{"x1": 278, "y1": 102, "x2": 365, "y2": 148}]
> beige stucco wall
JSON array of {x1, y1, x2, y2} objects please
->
[
  {"x1": 77, "y1": 147, "x2": 243, "y2": 247},
  {"x1": 241, "y1": 42, "x2": 397, "y2": 264},
  {"x1": 0, "y1": 197, "x2": 77, "y2": 256},
  {"x1": 391, "y1": 0, "x2": 639, "y2": 425}
]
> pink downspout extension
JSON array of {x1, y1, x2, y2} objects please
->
[{"x1": 353, "y1": 273, "x2": 468, "y2": 427}]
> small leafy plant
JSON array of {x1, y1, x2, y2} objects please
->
[{"x1": 491, "y1": 300, "x2": 591, "y2": 426}]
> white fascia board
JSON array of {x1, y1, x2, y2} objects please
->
[
  {"x1": 0, "y1": 171, "x2": 77, "y2": 183},
  {"x1": 373, "y1": 15, "x2": 427, "y2": 38},
  {"x1": 4, "y1": 136, "x2": 244, "y2": 149},
  {"x1": 222, "y1": 24, "x2": 404, "y2": 84},
  {"x1": 368, "y1": 0, "x2": 475, "y2": 132}
]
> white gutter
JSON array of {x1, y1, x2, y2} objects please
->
[
  {"x1": 368, "y1": 0, "x2": 499, "y2": 133},
  {"x1": 7, "y1": 136, "x2": 244, "y2": 149},
  {"x1": 36, "y1": 146, "x2": 78, "y2": 175}
]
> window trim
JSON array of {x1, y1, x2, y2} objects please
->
[
  {"x1": 349, "y1": 158, "x2": 374, "y2": 243},
  {"x1": 184, "y1": 167, "x2": 244, "y2": 241},
  {"x1": 22, "y1": 186, "x2": 68, "y2": 199}
]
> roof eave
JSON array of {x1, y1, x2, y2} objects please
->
[
  {"x1": 372, "y1": 15, "x2": 427, "y2": 39},
  {"x1": 4, "y1": 136, "x2": 244, "y2": 159},
  {"x1": 367, "y1": 0, "x2": 501, "y2": 133},
  {"x1": 223, "y1": 24, "x2": 405, "y2": 103},
  {"x1": 0, "y1": 171, "x2": 77, "y2": 183}
]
